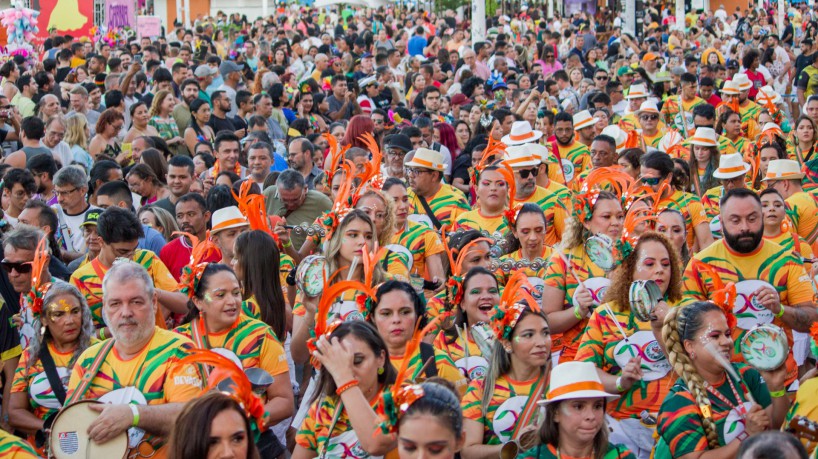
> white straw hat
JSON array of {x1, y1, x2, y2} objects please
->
[
  {"x1": 539, "y1": 361, "x2": 619, "y2": 405},
  {"x1": 763, "y1": 159, "x2": 805, "y2": 181},
  {"x1": 501, "y1": 121, "x2": 543, "y2": 146},
  {"x1": 211, "y1": 206, "x2": 249, "y2": 234},
  {"x1": 712, "y1": 153, "x2": 751, "y2": 179}
]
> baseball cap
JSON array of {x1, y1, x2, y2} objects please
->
[
  {"x1": 219, "y1": 61, "x2": 243, "y2": 78},
  {"x1": 194, "y1": 65, "x2": 218, "y2": 78},
  {"x1": 385, "y1": 134, "x2": 413, "y2": 153},
  {"x1": 451, "y1": 94, "x2": 472, "y2": 106},
  {"x1": 81, "y1": 209, "x2": 102, "y2": 227},
  {"x1": 617, "y1": 66, "x2": 635, "y2": 77},
  {"x1": 642, "y1": 52, "x2": 659, "y2": 62}
]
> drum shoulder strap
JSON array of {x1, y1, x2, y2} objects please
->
[
  {"x1": 419, "y1": 342, "x2": 438, "y2": 379},
  {"x1": 39, "y1": 344, "x2": 67, "y2": 406},
  {"x1": 417, "y1": 195, "x2": 443, "y2": 230},
  {"x1": 66, "y1": 338, "x2": 115, "y2": 405}
]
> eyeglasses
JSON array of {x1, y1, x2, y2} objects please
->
[
  {"x1": 387, "y1": 148, "x2": 407, "y2": 157},
  {"x1": 0, "y1": 259, "x2": 32, "y2": 274},
  {"x1": 640, "y1": 114, "x2": 659, "y2": 121},
  {"x1": 55, "y1": 188, "x2": 79, "y2": 197},
  {"x1": 595, "y1": 75, "x2": 609, "y2": 80},
  {"x1": 406, "y1": 168, "x2": 432, "y2": 177},
  {"x1": 517, "y1": 168, "x2": 539, "y2": 179}
]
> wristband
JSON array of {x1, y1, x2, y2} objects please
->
[
  {"x1": 336, "y1": 380, "x2": 360, "y2": 396},
  {"x1": 775, "y1": 305, "x2": 785, "y2": 318},
  {"x1": 99, "y1": 328, "x2": 106, "y2": 340},
  {"x1": 282, "y1": 240, "x2": 292, "y2": 248},
  {"x1": 615, "y1": 376, "x2": 625, "y2": 392},
  {"x1": 573, "y1": 304, "x2": 582, "y2": 320},
  {"x1": 130, "y1": 404, "x2": 140, "y2": 427},
  {"x1": 736, "y1": 431, "x2": 749, "y2": 442},
  {"x1": 770, "y1": 389, "x2": 786, "y2": 398}
]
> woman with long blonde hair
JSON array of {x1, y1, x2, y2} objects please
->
[
  {"x1": 656, "y1": 302, "x2": 790, "y2": 457},
  {"x1": 64, "y1": 114, "x2": 93, "y2": 171}
]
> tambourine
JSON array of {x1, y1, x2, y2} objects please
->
[
  {"x1": 498, "y1": 258, "x2": 549, "y2": 273},
  {"x1": 585, "y1": 234, "x2": 615, "y2": 271},
  {"x1": 284, "y1": 223, "x2": 327, "y2": 238},
  {"x1": 295, "y1": 255, "x2": 326, "y2": 298},
  {"x1": 49, "y1": 400, "x2": 128, "y2": 459},
  {"x1": 740, "y1": 323, "x2": 788, "y2": 371},
  {"x1": 629, "y1": 280, "x2": 662, "y2": 322},
  {"x1": 217, "y1": 367, "x2": 274, "y2": 399}
]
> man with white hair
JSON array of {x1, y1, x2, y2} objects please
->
[{"x1": 67, "y1": 260, "x2": 202, "y2": 459}]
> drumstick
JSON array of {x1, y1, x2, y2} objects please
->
[
  {"x1": 346, "y1": 256, "x2": 358, "y2": 281},
  {"x1": 557, "y1": 252, "x2": 585, "y2": 289},
  {"x1": 600, "y1": 302, "x2": 629, "y2": 342},
  {"x1": 704, "y1": 342, "x2": 756, "y2": 405}
]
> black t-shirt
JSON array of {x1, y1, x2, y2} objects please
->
[
  {"x1": 56, "y1": 66, "x2": 71, "y2": 84},
  {"x1": 232, "y1": 115, "x2": 248, "y2": 133},
  {"x1": 374, "y1": 89, "x2": 392, "y2": 110},
  {"x1": 782, "y1": 24, "x2": 794, "y2": 46},
  {"x1": 795, "y1": 53, "x2": 816, "y2": 87},
  {"x1": 451, "y1": 151, "x2": 472, "y2": 187},
  {"x1": 208, "y1": 114, "x2": 237, "y2": 134}
]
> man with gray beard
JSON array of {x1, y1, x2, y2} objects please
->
[{"x1": 66, "y1": 260, "x2": 202, "y2": 458}]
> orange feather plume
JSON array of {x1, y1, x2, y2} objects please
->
[
  {"x1": 356, "y1": 132, "x2": 384, "y2": 186},
  {"x1": 581, "y1": 166, "x2": 634, "y2": 199},
  {"x1": 691, "y1": 259, "x2": 737, "y2": 329},
  {"x1": 178, "y1": 349, "x2": 267, "y2": 430},
  {"x1": 757, "y1": 89, "x2": 778, "y2": 114},
  {"x1": 307, "y1": 278, "x2": 371, "y2": 368},
  {"x1": 491, "y1": 271, "x2": 539, "y2": 340},
  {"x1": 26, "y1": 234, "x2": 51, "y2": 317}
]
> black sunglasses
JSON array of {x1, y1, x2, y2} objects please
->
[
  {"x1": 518, "y1": 168, "x2": 539, "y2": 179},
  {"x1": 595, "y1": 75, "x2": 609, "y2": 80},
  {"x1": 640, "y1": 114, "x2": 659, "y2": 121},
  {"x1": 1, "y1": 259, "x2": 32, "y2": 274}
]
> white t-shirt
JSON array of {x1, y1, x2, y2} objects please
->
[
  {"x1": 43, "y1": 140, "x2": 73, "y2": 168},
  {"x1": 53, "y1": 204, "x2": 99, "y2": 253}
]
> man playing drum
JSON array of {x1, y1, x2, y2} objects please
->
[
  {"x1": 65, "y1": 260, "x2": 203, "y2": 458},
  {"x1": 680, "y1": 188, "x2": 818, "y2": 386}
]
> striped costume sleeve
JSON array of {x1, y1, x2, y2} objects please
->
[
  {"x1": 296, "y1": 399, "x2": 323, "y2": 452},
  {"x1": 656, "y1": 387, "x2": 709, "y2": 458},
  {"x1": 461, "y1": 378, "x2": 486, "y2": 424},
  {"x1": 575, "y1": 307, "x2": 608, "y2": 368},
  {"x1": 0, "y1": 430, "x2": 39, "y2": 459}
]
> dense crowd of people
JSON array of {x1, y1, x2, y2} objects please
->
[{"x1": 2, "y1": 1, "x2": 818, "y2": 458}]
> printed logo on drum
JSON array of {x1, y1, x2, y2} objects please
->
[
  {"x1": 59, "y1": 431, "x2": 79, "y2": 454},
  {"x1": 644, "y1": 341, "x2": 664, "y2": 362}
]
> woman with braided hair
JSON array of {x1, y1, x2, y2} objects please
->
[{"x1": 655, "y1": 302, "x2": 790, "y2": 458}]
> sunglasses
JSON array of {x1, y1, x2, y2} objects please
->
[
  {"x1": 0, "y1": 259, "x2": 32, "y2": 274},
  {"x1": 640, "y1": 114, "x2": 659, "y2": 121},
  {"x1": 640, "y1": 176, "x2": 661, "y2": 186},
  {"x1": 518, "y1": 168, "x2": 539, "y2": 179},
  {"x1": 595, "y1": 75, "x2": 609, "y2": 80}
]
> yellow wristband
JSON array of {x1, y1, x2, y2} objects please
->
[
  {"x1": 770, "y1": 389, "x2": 786, "y2": 398},
  {"x1": 775, "y1": 305, "x2": 785, "y2": 318},
  {"x1": 130, "y1": 404, "x2": 140, "y2": 427},
  {"x1": 573, "y1": 304, "x2": 582, "y2": 320},
  {"x1": 283, "y1": 240, "x2": 292, "y2": 248}
]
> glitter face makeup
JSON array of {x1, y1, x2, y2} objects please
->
[
  {"x1": 47, "y1": 299, "x2": 74, "y2": 314},
  {"x1": 204, "y1": 293, "x2": 214, "y2": 302}
]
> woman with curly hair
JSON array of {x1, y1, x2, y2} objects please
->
[{"x1": 576, "y1": 233, "x2": 681, "y2": 458}]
